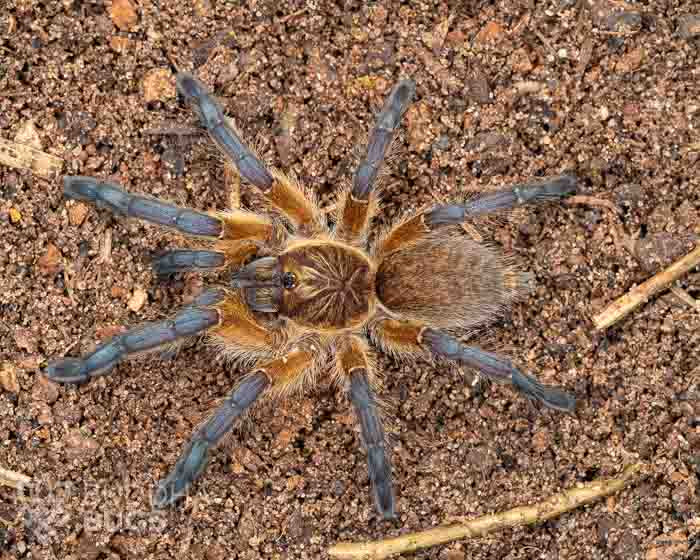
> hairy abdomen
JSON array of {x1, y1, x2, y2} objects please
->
[{"x1": 375, "y1": 233, "x2": 526, "y2": 330}]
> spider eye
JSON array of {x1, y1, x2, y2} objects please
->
[{"x1": 282, "y1": 271, "x2": 297, "y2": 290}]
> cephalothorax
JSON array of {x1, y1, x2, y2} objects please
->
[{"x1": 47, "y1": 73, "x2": 577, "y2": 518}]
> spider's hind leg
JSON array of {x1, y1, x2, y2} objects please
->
[
  {"x1": 427, "y1": 174, "x2": 577, "y2": 222},
  {"x1": 422, "y1": 329, "x2": 576, "y2": 412},
  {"x1": 375, "y1": 175, "x2": 577, "y2": 257},
  {"x1": 337, "y1": 336, "x2": 395, "y2": 519},
  {"x1": 372, "y1": 319, "x2": 575, "y2": 413}
]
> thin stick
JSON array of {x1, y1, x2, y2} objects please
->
[
  {"x1": 328, "y1": 463, "x2": 645, "y2": 560},
  {"x1": 593, "y1": 243, "x2": 700, "y2": 330},
  {"x1": 0, "y1": 466, "x2": 31, "y2": 489},
  {"x1": 564, "y1": 195, "x2": 620, "y2": 215}
]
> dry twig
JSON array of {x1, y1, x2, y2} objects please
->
[
  {"x1": 0, "y1": 137, "x2": 63, "y2": 178},
  {"x1": 593, "y1": 244, "x2": 700, "y2": 330},
  {"x1": 328, "y1": 463, "x2": 645, "y2": 560},
  {"x1": 0, "y1": 466, "x2": 31, "y2": 490}
]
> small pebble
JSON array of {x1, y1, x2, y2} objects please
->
[
  {"x1": 68, "y1": 202, "x2": 89, "y2": 226},
  {"x1": 127, "y1": 288, "x2": 147, "y2": 312},
  {"x1": 37, "y1": 243, "x2": 61, "y2": 276},
  {"x1": 0, "y1": 363, "x2": 19, "y2": 393},
  {"x1": 32, "y1": 375, "x2": 59, "y2": 404},
  {"x1": 110, "y1": 0, "x2": 138, "y2": 31},
  {"x1": 142, "y1": 68, "x2": 175, "y2": 103}
]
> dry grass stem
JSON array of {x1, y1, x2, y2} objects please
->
[
  {"x1": 0, "y1": 466, "x2": 31, "y2": 490},
  {"x1": 671, "y1": 286, "x2": 700, "y2": 310},
  {"x1": 593, "y1": 243, "x2": 700, "y2": 330},
  {"x1": 328, "y1": 463, "x2": 645, "y2": 560}
]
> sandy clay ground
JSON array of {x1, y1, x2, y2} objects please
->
[{"x1": 0, "y1": 1, "x2": 699, "y2": 559}]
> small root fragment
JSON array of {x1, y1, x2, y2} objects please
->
[{"x1": 564, "y1": 195, "x2": 621, "y2": 215}]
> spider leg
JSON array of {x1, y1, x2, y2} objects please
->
[
  {"x1": 152, "y1": 249, "x2": 226, "y2": 276},
  {"x1": 64, "y1": 177, "x2": 276, "y2": 245},
  {"x1": 427, "y1": 174, "x2": 578, "y2": 222},
  {"x1": 336, "y1": 79, "x2": 415, "y2": 244},
  {"x1": 153, "y1": 347, "x2": 314, "y2": 507},
  {"x1": 337, "y1": 336, "x2": 395, "y2": 519},
  {"x1": 422, "y1": 329, "x2": 576, "y2": 412},
  {"x1": 176, "y1": 73, "x2": 324, "y2": 235},
  {"x1": 372, "y1": 319, "x2": 575, "y2": 412},
  {"x1": 152, "y1": 240, "x2": 260, "y2": 277},
  {"x1": 46, "y1": 288, "x2": 225, "y2": 383},
  {"x1": 375, "y1": 175, "x2": 577, "y2": 256}
]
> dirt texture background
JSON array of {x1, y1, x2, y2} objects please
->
[{"x1": 0, "y1": 1, "x2": 699, "y2": 559}]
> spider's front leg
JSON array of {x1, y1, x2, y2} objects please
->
[
  {"x1": 176, "y1": 73, "x2": 325, "y2": 236},
  {"x1": 63, "y1": 176, "x2": 279, "y2": 273},
  {"x1": 337, "y1": 336, "x2": 395, "y2": 519},
  {"x1": 153, "y1": 346, "x2": 315, "y2": 507},
  {"x1": 336, "y1": 79, "x2": 415, "y2": 245},
  {"x1": 372, "y1": 319, "x2": 576, "y2": 412}
]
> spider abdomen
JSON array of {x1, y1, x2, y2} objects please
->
[{"x1": 375, "y1": 234, "x2": 526, "y2": 330}]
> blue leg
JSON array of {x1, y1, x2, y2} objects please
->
[
  {"x1": 423, "y1": 329, "x2": 576, "y2": 412},
  {"x1": 153, "y1": 371, "x2": 269, "y2": 508},
  {"x1": 46, "y1": 289, "x2": 225, "y2": 383},
  {"x1": 152, "y1": 249, "x2": 226, "y2": 276},
  {"x1": 176, "y1": 73, "x2": 274, "y2": 191},
  {"x1": 350, "y1": 369, "x2": 395, "y2": 519},
  {"x1": 425, "y1": 175, "x2": 578, "y2": 227},
  {"x1": 64, "y1": 176, "x2": 224, "y2": 238},
  {"x1": 353, "y1": 79, "x2": 415, "y2": 199}
]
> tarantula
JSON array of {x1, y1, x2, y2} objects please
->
[{"x1": 46, "y1": 73, "x2": 577, "y2": 519}]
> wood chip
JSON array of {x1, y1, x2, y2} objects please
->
[
  {"x1": 593, "y1": 243, "x2": 700, "y2": 330},
  {"x1": 224, "y1": 162, "x2": 241, "y2": 209},
  {"x1": 0, "y1": 137, "x2": 63, "y2": 178},
  {"x1": 14, "y1": 120, "x2": 42, "y2": 150},
  {"x1": 100, "y1": 228, "x2": 113, "y2": 263}
]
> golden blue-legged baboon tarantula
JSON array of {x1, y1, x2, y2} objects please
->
[{"x1": 46, "y1": 73, "x2": 577, "y2": 519}]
